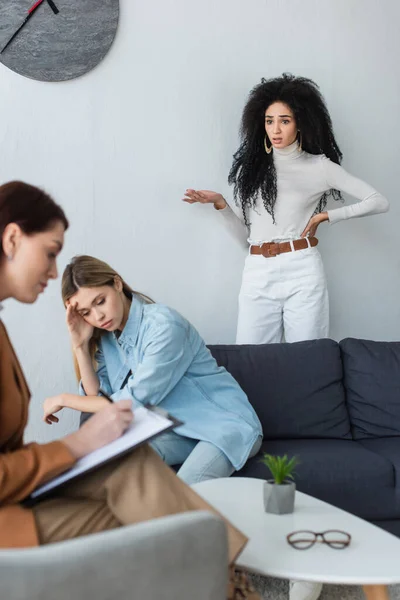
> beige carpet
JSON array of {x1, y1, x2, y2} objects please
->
[{"x1": 249, "y1": 575, "x2": 399, "y2": 599}]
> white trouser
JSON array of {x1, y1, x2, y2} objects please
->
[{"x1": 236, "y1": 245, "x2": 329, "y2": 344}]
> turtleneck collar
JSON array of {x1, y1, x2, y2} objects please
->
[{"x1": 273, "y1": 140, "x2": 304, "y2": 160}]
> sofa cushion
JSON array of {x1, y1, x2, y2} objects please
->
[
  {"x1": 209, "y1": 340, "x2": 351, "y2": 440},
  {"x1": 358, "y1": 438, "x2": 400, "y2": 490},
  {"x1": 340, "y1": 338, "x2": 400, "y2": 439},
  {"x1": 236, "y1": 439, "x2": 397, "y2": 520}
]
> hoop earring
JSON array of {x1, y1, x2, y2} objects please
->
[
  {"x1": 264, "y1": 136, "x2": 272, "y2": 154},
  {"x1": 297, "y1": 131, "x2": 302, "y2": 152}
]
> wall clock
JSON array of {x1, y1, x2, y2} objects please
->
[{"x1": 0, "y1": 0, "x2": 119, "y2": 82}]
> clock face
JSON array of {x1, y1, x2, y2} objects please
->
[{"x1": 0, "y1": 0, "x2": 119, "y2": 82}]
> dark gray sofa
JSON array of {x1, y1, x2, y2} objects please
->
[{"x1": 208, "y1": 338, "x2": 400, "y2": 538}]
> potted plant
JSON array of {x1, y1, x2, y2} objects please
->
[{"x1": 260, "y1": 454, "x2": 299, "y2": 515}]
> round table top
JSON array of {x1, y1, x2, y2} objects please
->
[{"x1": 192, "y1": 477, "x2": 400, "y2": 585}]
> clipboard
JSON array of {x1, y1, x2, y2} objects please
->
[{"x1": 23, "y1": 406, "x2": 182, "y2": 507}]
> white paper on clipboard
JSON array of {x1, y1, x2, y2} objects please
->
[{"x1": 29, "y1": 406, "x2": 177, "y2": 501}]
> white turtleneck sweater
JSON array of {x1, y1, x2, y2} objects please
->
[{"x1": 220, "y1": 141, "x2": 389, "y2": 246}]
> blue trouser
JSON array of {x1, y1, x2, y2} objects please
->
[{"x1": 150, "y1": 431, "x2": 262, "y2": 485}]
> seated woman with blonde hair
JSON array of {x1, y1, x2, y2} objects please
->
[{"x1": 42, "y1": 254, "x2": 262, "y2": 486}]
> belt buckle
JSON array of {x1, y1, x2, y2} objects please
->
[{"x1": 261, "y1": 242, "x2": 280, "y2": 258}]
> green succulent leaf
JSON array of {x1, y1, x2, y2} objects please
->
[{"x1": 259, "y1": 453, "x2": 300, "y2": 485}]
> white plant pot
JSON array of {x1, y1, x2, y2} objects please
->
[{"x1": 263, "y1": 480, "x2": 296, "y2": 514}]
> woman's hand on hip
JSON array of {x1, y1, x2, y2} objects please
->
[
  {"x1": 183, "y1": 189, "x2": 227, "y2": 210},
  {"x1": 301, "y1": 212, "x2": 329, "y2": 238},
  {"x1": 61, "y1": 400, "x2": 134, "y2": 459},
  {"x1": 66, "y1": 302, "x2": 94, "y2": 350}
]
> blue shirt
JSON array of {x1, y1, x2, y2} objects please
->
[{"x1": 80, "y1": 295, "x2": 262, "y2": 470}]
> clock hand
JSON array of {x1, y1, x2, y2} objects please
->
[
  {"x1": 47, "y1": 0, "x2": 59, "y2": 15},
  {"x1": 1, "y1": 0, "x2": 46, "y2": 54}
]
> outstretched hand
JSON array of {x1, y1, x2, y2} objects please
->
[{"x1": 182, "y1": 189, "x2": 227, "y2": 210}]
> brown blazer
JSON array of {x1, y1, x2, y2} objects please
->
[{"x1": 0, "y1": 320, "x2": 75, "y2": 548}]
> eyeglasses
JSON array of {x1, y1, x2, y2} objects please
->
[{"x1": 287, "y1": 530, "x2": 351, "y2": 550}]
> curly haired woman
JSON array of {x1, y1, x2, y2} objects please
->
[{"x1": 184, "y1": 73, "x2": 389, "y2": 346}]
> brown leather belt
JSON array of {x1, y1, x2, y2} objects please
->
[{"x1": 250, "y1": 236, "x2": 318, "y2": 258}]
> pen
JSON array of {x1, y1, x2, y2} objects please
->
[{"x1": 98, "y1": 389, "x2": 113, "y2": 403}]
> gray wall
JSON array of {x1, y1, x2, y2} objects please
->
[{"x1": 0, "y1": 0, "x2": 398, "y2": 443}]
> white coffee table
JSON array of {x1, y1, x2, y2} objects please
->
[{"x1": 192, "y1": 477, "x2": 400, "y2": 600}]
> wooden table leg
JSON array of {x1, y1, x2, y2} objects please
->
[{"x1": 362, "y1": 585, "x2": 390, "y2": 600}]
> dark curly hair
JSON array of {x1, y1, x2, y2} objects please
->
[{"x1": 228, "y1": 73, "x2": 343, "y2": 226}]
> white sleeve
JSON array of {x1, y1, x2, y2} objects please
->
[
  {"x1": 216, "y1": 197, "x2": 249, "y2": 249},
  {"x1": 321, "y1": 157, "x2": 389, "y2": 225}
]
